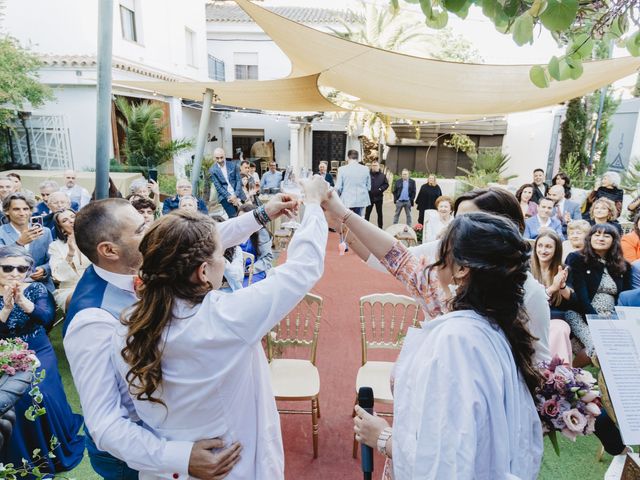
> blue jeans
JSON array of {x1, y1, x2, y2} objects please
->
[
  {"x1": 85, "y1": 431, "x2": 138, "y2": 480},
  {"x1": 349, "y1": 207, "x2": 364, "y2": 216}
]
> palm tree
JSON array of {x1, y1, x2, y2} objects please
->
[{"x1": 115, "y1": 97, "x2": 193, "y2": 170}]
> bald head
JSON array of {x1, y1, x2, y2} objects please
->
[
  {"x1": 214, "y1": 148, "x2": 226, "y2": 165},
  {"x1": 547, "y1": 184, "x2": 565, "y2": 203},
  {"x1": 64, "y1": 169, "x2": 77, "y2": 188}
]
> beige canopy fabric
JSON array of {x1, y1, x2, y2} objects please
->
[
  {"x1": 118, "y1": 0, "x2": 640, "y2": 120},
  {"x1": 117, "y1": 74, "x2": 343, "y2": 112},
  {"x1": 235, "y1": 0, "x2": 640, "y2": 120}
]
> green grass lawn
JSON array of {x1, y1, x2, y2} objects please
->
[{"x1": 49, "y1": 324, "x2": 619, "y2": 479}]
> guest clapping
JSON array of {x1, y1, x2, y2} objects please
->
[
  {"x1": 48, "y1": 209, "x2": 89, "y2": 311},
  {"x1": 0, "y1": 245, "x2": 84, "y2": 474}
]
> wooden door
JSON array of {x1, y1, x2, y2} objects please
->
[{"x1": 312, "y1": 131, "x2": 346, "y2": 172}]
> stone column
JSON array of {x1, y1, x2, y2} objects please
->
[{"x1": 288, "y1": 123, "x2": 300, "y2": 170}]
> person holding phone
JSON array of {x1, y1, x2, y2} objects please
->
[{"x1": 0, "y1": 193, "x2": 54, "y2": 292}]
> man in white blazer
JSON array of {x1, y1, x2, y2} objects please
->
[{"x1": 335, "y1": 150, "x2": 371, "y2": 216}]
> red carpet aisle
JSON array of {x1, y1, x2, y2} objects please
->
[{"x1": 278, "y1": 232, "x2": 409, "y2": 480}]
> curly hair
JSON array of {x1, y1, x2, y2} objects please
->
[
  {"x1": 590, "y1": 197, "x2": 617, "y2": 222},
  {"x1": 120, "y1": 210, "x2": 219, "y2": 407},
  {"x1": 432, "y1": 212, "x2": 541, "y2": 395}
]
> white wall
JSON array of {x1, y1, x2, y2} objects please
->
[{"x1": 502, "y1": 107, "x2": 561, "y2": 186}]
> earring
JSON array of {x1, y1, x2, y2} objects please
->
[{"x1": 447, "y1": 283, "x2": 458, "y2": 297}]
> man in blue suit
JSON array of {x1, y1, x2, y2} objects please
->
[
  {"x1": 0, "y1": 193, "x2": 54, "y2": 292},
  {"x1": 618, "y1": 287, "x2": 640, "y2": 306},
  {"x1": 547, "y1": 185, "x2": 581, "y2": 236},
  {"x1": 210, "y1": 147, "x2": 246, "y2": 218},
  {"x1": 524, "y1": 197, "x2": 564, "y2": 240}
]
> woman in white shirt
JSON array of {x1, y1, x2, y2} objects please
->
[
  {"x1": 112, "y1": 177, "x2": 329, "y2": 480},
  {"x1": 421, "y1": 195, "x2": 453, "y2": 244},
  {"x1": 48, "y1": 209, "x2": 90, "y2": 311},
  {"x1": 323, "y1": 190, "x2": 543, "y2": 478}
]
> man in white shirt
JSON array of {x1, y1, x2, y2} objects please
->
[
  {"x1": 63, "y1": 194, "x2": 298, "y2": 479},
  {"x1": 60, "y1": 170, "x2": 91, "y2": 208},
  {"x1": 210, "y1": 148, "x2": 245, "y2": 218}
]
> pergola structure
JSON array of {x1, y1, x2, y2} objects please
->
[{"x1": 116, "y1": 0, "x2": 640, "y2": 189}]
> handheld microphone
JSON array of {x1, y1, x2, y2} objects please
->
[{"x1": 358, "y1": 386, "x2": 374, "y2": 480}]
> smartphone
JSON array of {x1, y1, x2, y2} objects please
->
[
  {"x1": 30, "y1": 215, "x2": 44, "y2": 229},
  {"x1": 148, "y1": 169, "x2": 158, "y2": 183}
]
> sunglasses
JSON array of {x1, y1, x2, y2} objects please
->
[{"x1": 1, "y1": 265, "x2": 30, "y2": 273}]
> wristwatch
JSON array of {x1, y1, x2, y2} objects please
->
[{"x1": 376, "y1": 427, "x2": 393, "y2": 456}]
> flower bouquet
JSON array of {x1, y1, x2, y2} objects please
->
[
  {"x1": 536, "y1": 356, "x2": 601, "y2": 455},
  {"x1": 0, "y1": 338, "x2": 44, "y2": 420}
]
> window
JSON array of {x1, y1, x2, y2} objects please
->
[
  {"x1": 233, "y1": 52, "x2": 258, "y2": 80},
  {"x1": 185, "y1": 28, "x2": 196, "y2": 67},
  {"x1": 120, "y1": 3, "x2": 137, "y2": 42},
  {"x1": 208, "y1": 55, "x2": 225, "y2": 81}
]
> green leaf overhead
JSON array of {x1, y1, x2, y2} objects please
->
[
  {"x1": 539, "y1": 0, "x2": 578, "y2": 31},
  {"x1": 529, "y1": 65, "x2": 550, "y2": 88},
  {"x1": 512, "y1": 12, "x2": 534, "y2": 46},
  {"x1": 627, "y1": 31, "x2": 640, "y2": 56}
]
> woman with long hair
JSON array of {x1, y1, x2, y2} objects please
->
[
  {"x1": 530, "y1": 230, "x2": 574, "y2": 365},
  {"x1": 212, "y1": 215, "x2": 244, "y2": 291},
  {"x1": 113, "y1": 176, "x2": 329, "y2": 479},
  {"x1": 565, "y1": 223, "x2": 631, "y2": 366},
  {"x1": 515, "y1": 183, "x2": 538, "y2": 219},
  {"x1": 331, "y1": 204, "x2": 543, "y2": 478},
  {"x1": 0, "y1": 245, "x2": 84, "y2": 474},
  {"x1": 340, "y1": 187, "x2": 551, "y2": 363},
  {"x1": 48, "y1": 208, "x2": 90, "y2": 311},
  {"x1": 552, "y1": 171, "x2": 572, "y2": 199}
]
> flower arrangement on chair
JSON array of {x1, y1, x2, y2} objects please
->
[{"x1": 535, "y1": 356, "x2": 601, "y2": 455}]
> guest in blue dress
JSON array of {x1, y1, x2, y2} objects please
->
[
  {"x1": 0, "y1": 245, "x2": 84, "y2": 473},
  {"x1": 238, "y1": 204, "x2": 274, "y2": 286}
]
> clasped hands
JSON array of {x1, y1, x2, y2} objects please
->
[{"x1": 1, "y1": 283, "x2": 34, "y2": 321}]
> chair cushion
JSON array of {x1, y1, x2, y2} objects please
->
[
  {"x1": 270, "y1": 359, "x2": 320, "y2": 399},
  {"x1": 356, "y1": 361, "x2": 394, "y2": 403}
]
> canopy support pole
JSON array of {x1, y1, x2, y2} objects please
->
[
  {"x1": 191, "y1": 88, "x2": 214, "y2": 194},
  {"x1": 95, "y1": 0, "x2": 113, "y2": 200}
]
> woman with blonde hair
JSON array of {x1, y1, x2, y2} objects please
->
[
  {"x1": 112, "y1": 176, "x2": 329, "y2": 479},
  {"x1": 562, "y1": 219, "x2": 591, "y2": 261},
  {"x1": 589, "y1": 197, "x2": 622, "y2": 235}
]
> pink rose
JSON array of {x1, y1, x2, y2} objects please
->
[
  {"x1": 542, "y1": 370, "x2": 555, "y2": 384},
  {"x1": 553, "y1": 373, "x2": 568, "y2": 390},
  {"x1": 581, "y1": 391, "x2": 598, "y2": 403},
  {"x1": 562, "y1": 409, "x2": 588, "y2": 434},
  {"x1": 585, "y1": 402, "x2": 601, "y2": 416},
  {"x1": 542, "y1": 399, "x2": 560, "y2": 418}
]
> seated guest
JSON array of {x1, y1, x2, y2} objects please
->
[
  {"x1": 59, "y1": 170, "x2": 90, "y2": 208},
  {"x1": 515, "y1": 183, "x2": 538, "y2": 219},
  {"x1": 238, "y1": 203, "x2": 273, "y2": 285},
  {"x1": 618, "y1": 287, "x2": 640, "y2": 306},
  {"x1": 35, "y1": 180, "x2": 59, "y2": 216},
  {"x1": 547, "y1": 184, "x2": 581, "y2": 236},
  {"x1": 249, "y1": 162, "x2": 260, "y2": 184},
  {"x1": 583, "y1": 171, "x2": 624, "y2": 218},
  {"x1": 524, "y1": 197, "x2": 563, "y2": 240},
  {"x1": 531, "y1": 230, "x2": 575, "y2": 366},
  {"x1": 7, "y1": 173, "x2": 35, "y2": 202},
  {"x1": 178, "y1": 195, "x2": 198, "y2": 212},
  {"x1": 0, "y1": 245, "x2": 84, "y2": 474},
  {"x1": 565, "y1": 224, "x2": 631, "y2": 367},
  {"x1": 212, "y1": 216, "x2": 244, "y2": 292},
  {"x1": 0, "y1": 193, "x2": 54, "y2": 292},
  {"x1": 318, "y1": 161, "x2": 335, "y2": 187},
  {"x1": 44, "y1": 191, "x2": 79, "y2": 236},
  {"x1": 260, "y1": 161, "x2": 281, "y2": 191},
  {"x1": 562, "y1": 219, "x2": 590, "y2": 261},
  {"x1": 129, "y1": 178, "x2": 160, "y2": 210},
  {"x1": 589, "y1": 197, "x2": 622, "y2": 235},
  {"x1": 621, "y1": 211, "x2": 640, "y2": 263},
  {"x1": 241, "y1": 173, "x2": 260, "y2": 206},
  {"x1": 91, "y1": 177, "x2": 123, "y2": 200},
  {"x1": 0, "y1": 176, "x2": 14, "y2": 225},
  {"x1": 422, "y1": 195, "x2": 453, "y2": 244},
  {"x1": 132, "y1": 197, "x2": 156, "y2": 227},
  {"x1": 162, "y1": 179, "x2": 208, "y2": 214},
  {"x1": 552, "y1": 171, "x2": 572, "y2": 199},
  {"x1": 48, "y1": 209, "x2": 90, "y2": 311}
]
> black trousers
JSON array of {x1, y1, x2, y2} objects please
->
[{"x1": 365, "y1": 199, "x2": 384, "y2": 228}]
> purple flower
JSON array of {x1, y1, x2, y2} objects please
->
[{"x1": 563, "y1": 409, "x2": 588, "y2": 434}]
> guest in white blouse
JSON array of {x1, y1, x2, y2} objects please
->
[
  {"x1": 421, "y1": 195, "x2": 453, "y2": 244},
  {"x1": 329, "y1": 205, "x2": 544, "y2": 479},
  {"x1": 47, "y1": 209, "x2": 90, "y2": 311},
  {"x1": 212, "y1": 216, "x2": 244, "y2": 292},
  {"x1": 113, "y1": 176, "x2": 329, "y2": 479}
]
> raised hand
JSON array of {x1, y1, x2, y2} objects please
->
[
  {"x1": 263, "y1": 193, "x2": 300, "y2": 220},
  {"x1": 300, "y1": 174, "x2": 329, "y2": 205},
  {"x1": 17, "y1": 225, "x2": 44, "y2": 246}
]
